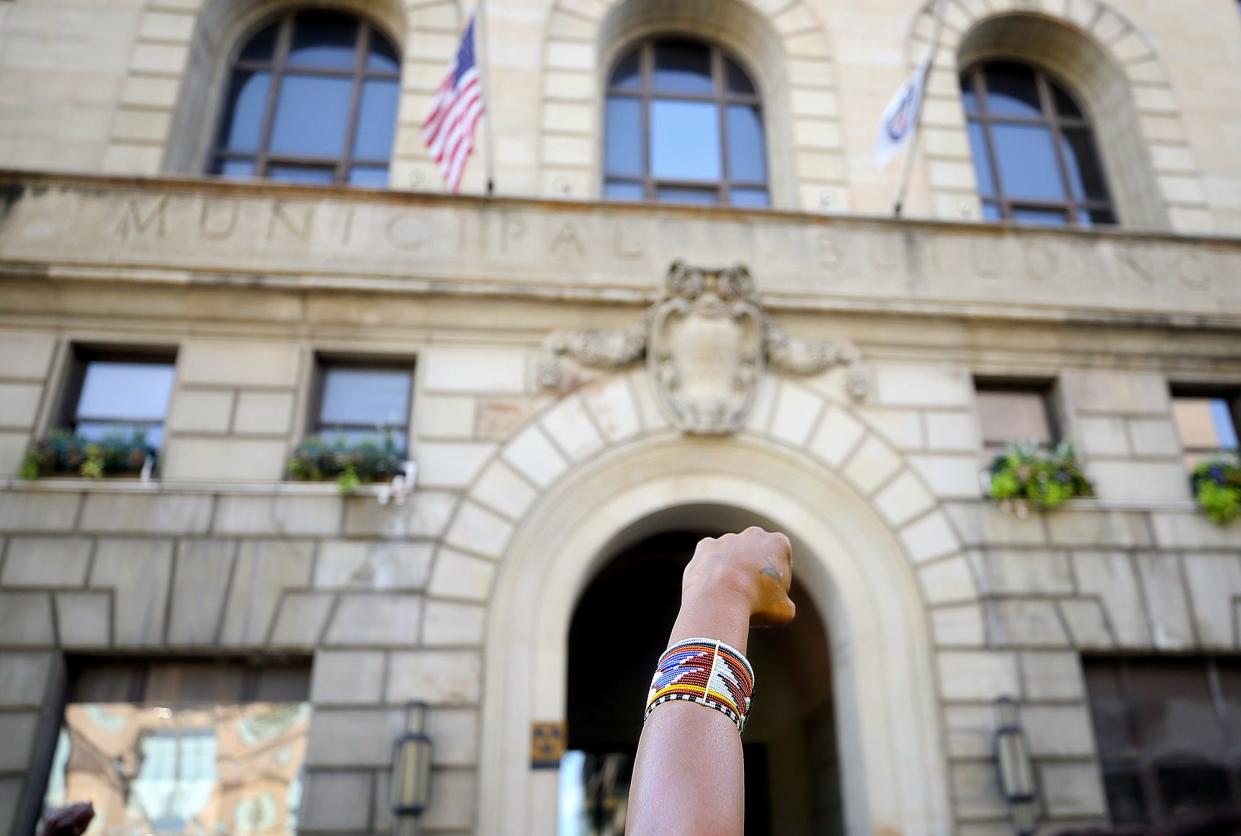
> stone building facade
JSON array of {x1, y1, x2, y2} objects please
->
[{"x1": 0, "y1": 0, "x2": 1239, "y2": 835}]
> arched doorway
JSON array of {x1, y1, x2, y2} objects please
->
[{"x1": 560, "y1": 527, "x2": 844, "y2": 835}]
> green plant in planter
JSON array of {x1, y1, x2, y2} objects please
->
[
  {"x1": 1191, "y1": 458, "x2": 1241, "y2": 525},
  {"x1": 20, "y1": 430, "x2": 155, "y2": 479},
  {"x1": 286, "y1": 433, "x2": 405, "y2": 494},
  {"x1": 987, "y1": 440, "x2": 1094, "y2": 513}
]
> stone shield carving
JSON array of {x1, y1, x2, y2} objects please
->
[
  {"x1": 648, "y1": 262, "x2": 764, "y2": 433},
  {"x1": 539, "y1": 260, "x2": 868, "y2": 434}
]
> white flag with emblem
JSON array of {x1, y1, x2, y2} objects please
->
[{"x1": 874, "y1": 59, "x2": 930, "y2": 169}]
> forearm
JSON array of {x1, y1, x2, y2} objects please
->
[{"x1": 626, "y1": 590, "x2": 750, "y2": 836}]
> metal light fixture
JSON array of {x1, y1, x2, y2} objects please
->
[
  {"x1": 391, "y1": 701, "x2": 434, "y2": 836},
  {"x1": 993, "y1": 696, "x2": 1037, "y2": 836}
]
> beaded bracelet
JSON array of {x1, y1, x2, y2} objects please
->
[{"x1": 644, "y1": 637, "x2": 755, "y2": 734}]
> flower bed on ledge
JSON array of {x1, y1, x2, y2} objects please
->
[
  {"x1": 987, "y1": 441, "x2": 1095, "y2": 515},
  {"x1": 1191, "y1": 458, "x2": 1241, "y2": 525},
  {"x1": 286, "y1": 436, "x2": 407, "y2": 493},
  {"x1": 20, "y1": 431, "x2": 156, "y2": 479}
]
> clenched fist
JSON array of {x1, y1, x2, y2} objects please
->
[{"x1": 681, "y1": 526, "x2": 795, "y2": 628}]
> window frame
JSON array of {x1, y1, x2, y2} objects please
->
[
  {"x1": 973, "y1": 376, "x2": 1061, "y2": 454},
  {"x1": 56, "y1": 344, "x2": 178, "y2": 448},
  {"x1": 1084, "y1": 655, "x2": 1241, "y2": 827},
  {"x1": 961, "y1": 60, "x2": 1116, "y2": 227},
  {"x1": 602, "y1": 37, "x2": 769, "y2": 206},
  {"x1": 307, "y1": 354, "x2": 415, "y2": 452},
  {"x1": 1169, "y1": 382, "x2": 1241, "y2": 460},
  {"x1": 209, "y1": 9, "x2": 401, "y2": 186}
]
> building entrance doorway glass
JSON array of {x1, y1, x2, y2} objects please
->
[{"x1": 559, "y1": 530, "x2": 845, "y2": 836}]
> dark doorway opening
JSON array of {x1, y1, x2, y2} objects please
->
[{"x1": 561, "y1": 530, "x2": 845, "y2": 835}]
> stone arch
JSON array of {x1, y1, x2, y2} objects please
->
[
  {"x1": 538, "y1": 0, "x2": 849, "y2": 212},
  {"x1": 424, "y1": 368, "x2": 972, "y2": 834},
  {"x1": 906, "y1": 0, "x2": 1211, "y2": 233},
  {"x1": 102, "y1": 0, "x2": 428, "y2": 182}
]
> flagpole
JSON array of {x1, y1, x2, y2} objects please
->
[
  {"x1": 893, "y1": 0, "x2": 945, "y2": 218},
  {"x1": 475, "y1": 0, "x2": 497, "y2": 195}
]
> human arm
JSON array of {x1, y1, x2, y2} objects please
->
[{"x1": 625, "y1": 526, "x2": 796, "y2": 836}]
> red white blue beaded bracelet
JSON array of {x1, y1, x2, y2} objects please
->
[{"x1": 644, "y1": 637, "x2": 755, "y2": 734}]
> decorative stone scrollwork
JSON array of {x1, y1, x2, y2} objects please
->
[{"x1": 539, "y1": 260, "x2": 869, "y2": 434}]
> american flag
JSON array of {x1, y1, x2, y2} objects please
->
[{"x1": 422, "y1": 15, "x2": 484, "y2": 192}]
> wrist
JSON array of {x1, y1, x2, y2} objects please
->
[{"x1": 668, "y1": 586, "x2": 752, "y2": 654}]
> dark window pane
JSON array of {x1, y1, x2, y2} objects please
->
[
  {"x1": 77, "y1": 422, "x2": 163, "y2": 448},
  {"x1": 1102, "y1": 764, "x2": 1149, "y2": 825},
  {"x1": 319, "y1": 367, "x2": 411, "y2": 429},
  {"x1": 656, "y1": 187, "x2": 717, "y2": 205},
  {"x1": 353, "y1": 78, "x2": 399, "y2": 159},
  {"x1": 348, "y1": 166, "x2": 388, "y2": 187},
  {"x1": 217, "y1": 70, "x2": 270, "y2": 152},
  {"x1": 605, "y1": 97, "x2": 643, "y2": 177},
  {"x1": 366, "y1": 31, "x2": 400, "y2": 73},
  {"x1": 77, "y1": 362, "x2": 174, "y2": 423},
  {"x1": 653, "y1": 40, "x2": 712, "y2": 94},
  {"x1": 214, "y1": 159, "x2": 254, "y2": 179},
  {"x1": 1053, "y1": 83, "x2": 1084, "y2": 119},
  {"x1": 1011, "y1": 207, "x2": 1068, "y2": 227},
  {"x1": 1086, "y1": 208, "x2": 1116, "y2": 226},
  {"x1": 268, "y1": 165, "x2": 335, "y2": 184},
  {"x1": 239, "y1": 21, "x2": 279, "y2": 62},
  {"x1": 725, "y1": 57, "x2": 756, "y2": 96},
  {"x1": 651, "y1": 100, "x2": 720, "y2": 181},
  {"x1": 1061, "y1": 128, "x2": 1108, "y2": 202},
  {"x1": 1125, "y1": 662, "x2": 1220, "y2": 758},
  {"x1": 269, "y1": 74, "x2": 352, "y2": 156},
  {"x1": 609, "y1": 51, "x2": 641, "y2": 91},
  {"x1": 604, "y1": 180, "x2": 644, "y2": 201},
  {"x1": 1157, "y1": 763, "x2": 1231, "y2": 818},
  {"x1": 730, "y1": 187, "x2": 769, "y2": 208},
  {"x1": 990, "y1": 123, "x2": 1065, "y2": 201},
  {"x1": 726, "y1": 104, "x2": 766, "y2": 183},
  {"x1": 983, "y1": 62, "x2": 1042, "y2": 118},
  {"x1": 965, "y1": 121, "x2": 994, "y2": 197},
  {"x1": 960, "y1": 74, "x2": 980, "y2": 115},
  {"x1": 288, "y1": 10, "x2": 358, "y2": 70}
]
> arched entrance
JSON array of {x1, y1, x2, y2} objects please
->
[
  {"x1": 475, "y1": 432, "x2": 952, "y2": 836},
  {"x1": 561, "y1": 526, "x2": 843, "y2": 835}
]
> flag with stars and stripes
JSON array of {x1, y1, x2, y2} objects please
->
[{"x1": 423, "y1": 15, "x2": 484, "y2": 192}]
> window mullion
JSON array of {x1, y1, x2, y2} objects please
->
[
  {"x1": 973, "y1": 71, "x2": 1007, "y2": 219},
  {"x1": 1037, "y1": 71, "x2": 1077, "y2": 224},
  {"x1": 339, "y1": 22, "x2": 370, "y2": 185},
  {"x1": 254, "y1": 13, "x2": 294, "y2": 179}
]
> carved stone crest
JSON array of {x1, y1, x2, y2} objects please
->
[{"x1": 539, "y1": 261, "x2": 869, "y2": 434}]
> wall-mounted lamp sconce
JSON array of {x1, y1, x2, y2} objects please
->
[
  {"x1": 994, "y1": 695, "x2": 1038, "y2": 836},
  {"x1": 391, "y1": 701, "x2": 434, "y2": 836}
]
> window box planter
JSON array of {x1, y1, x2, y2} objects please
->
[
  {"x1": 1191, "y1": 458, "x2": 1241, "y2": 525},
  {"x1": 984, "y1": 441, "x2": 1094, "y2": 516},
  {"x1": 20, "y1": 431, "x2": 156, "y2": 480},
  {"x1": 286, "y1": 436, "x2": 407, "y2": 494}
]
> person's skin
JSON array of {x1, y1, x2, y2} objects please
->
[{"x1": 626, "y1": 526, "x2": 796, "y2": 836}]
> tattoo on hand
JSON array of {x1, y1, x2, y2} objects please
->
[{"x1": 759, "y1": 559, "x2": 782, "y2": 584}]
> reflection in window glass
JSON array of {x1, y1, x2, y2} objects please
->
[
  {"x1": 604, "y1": 39, "x2": 767, "y2": 206},
  {"x1": 74, "y1": 360, "x2": 175, "y2": 448},
  {"x1": 651, "y1": 100, "x2": 721, "y2": 181},
  {"x1": 211, "y1": 10, "x2": 400, "y2": 185},
  {"x1": 960, "y1": 61, "x2": 1114, "y2": 227},
  {"x1": 349, "y1": 165, "x2": 389, "y2": 187},
  {"x1": 43, "y1": 703, "x2": 309, "y2": 835},
  {"x1": 316, "y1": 364, "x2": 412, "y2": 450}
]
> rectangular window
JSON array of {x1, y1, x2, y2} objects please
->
[
  {"x1": 1170, "y1": 385, "x2": 1240, "y2": 467},
  {"x1": 1084, "y1": 656, "x2": 1241, "y2": 827},
  {"x1": 311, "y1": 357, "x2": 413, "y2": 452},
  {"x1": 40, "y1": 658, "x2": 310, "y2": 835},
  {"x1": 61, "y1": 346, "x2": 176, "y2": 449},
  {"x1": 974, "y1": 378, "x2": 1058, "y2": 455}
]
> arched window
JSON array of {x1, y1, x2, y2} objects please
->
[
  {"x1": 603, "y1": 38, "x2": 769, "y2": 207},
  {"x1": 961, "y1": 61, "x2": 1115, "y2": 227},
  {"x1": 210, "y1": 9, "x2": 400, "y2": 186}
]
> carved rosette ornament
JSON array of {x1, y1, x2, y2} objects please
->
[{"x1": 539, "y1": 261, "x2": 869, "y2": 434}]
